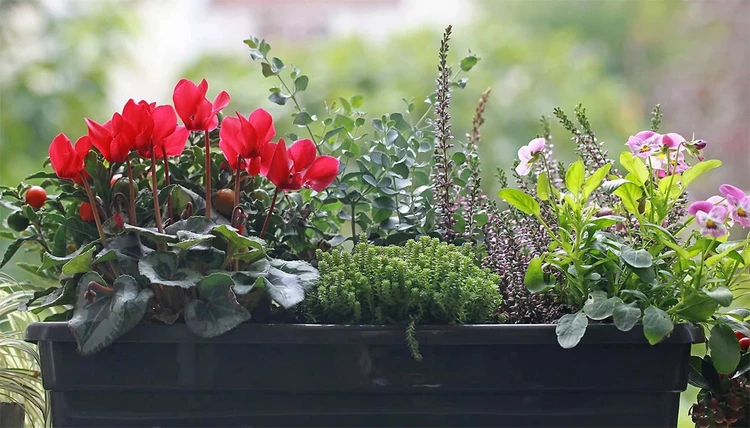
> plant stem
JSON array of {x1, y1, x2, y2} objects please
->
[
  {"x1": 80, "y1": 173, "x2": 107, "y2": 246},
  {"x1": 161, "y1": 146, "x2": 173, "y2": 223},
  {"x1": 149, "y1": 144, "x2": 164, "y2": 234},
  {"x1": 125, "y1": 157, "x2": 137, "y2": 225},
  {"x1": 260, "y1": 187, "x2": 280, "y2": 239},
  {"x1": 351, "y1": 203, "x2": 357, "y2": 244},
  {"x1": 234, "y1": 155, "x2": 242, "y2": 208},
  {"x1": 204, "y1": 129, "x2": 212, "y2": 219}
]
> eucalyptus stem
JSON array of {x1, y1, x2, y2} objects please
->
[
  {"x1": 204, "y1": 129, "x2": 212, "y2": 219},
  {"x1": 125, "y1": 157, "x2": 137, "y2": 225},
  {"x1": 79, "y1": 173, "x2": 107, "y2": 246},
  {"x1": 161, "y1": 146, "x2": 173, "y2": 223},
  {"x1": 149, "y1": 144, "x2": 164, "y2": 234},
  {"x1": 260, "y1": 187, "x2": 280, "y2": 239}
]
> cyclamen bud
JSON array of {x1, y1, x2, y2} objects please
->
[{"x1": 180, "y1": 202, "x2": 193, "y2": 220}]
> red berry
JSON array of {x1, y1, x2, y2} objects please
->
[
  {"x1": 736, "y1": 331, "x2": 747, "y2": 341},
  {"x1": 740, "y1": 337, "x2": 750, "y2": 352},
  {"x1": 727, "y1": 395, "x2": 744, "y2": 411},
  {"x1": 79, "y1": 202, "x2": 95, "y2": 222},
  {"x1": 25, "y1": 186, "x2": 47, "y2": 209}
]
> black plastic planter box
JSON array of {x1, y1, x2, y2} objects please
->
[{"x1": 26, "y1": 322, "x2": 702, "y2": 427}]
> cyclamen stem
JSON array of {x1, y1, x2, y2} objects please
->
[
  {"x1": 161, "y1": 146, "x2": 173, "y2": 223},
  {"x1": 80, "y1": 173, "x2": 107, "y2": 246},
  {"x1": 204, "y1": 129, "x2": 212, "y2": 219},
  {"x1": 149, "y1": 144, "x2": 165, "y2": 234},
  {"x1": 260, "y1": 187, "x2": 280, "y2": 239},
  {"x1": 125, "y1": 157, "x2": 137, "y2": 225},
  {"x1": 234, "y1": 155, "x2": 242, "y2": 208}
]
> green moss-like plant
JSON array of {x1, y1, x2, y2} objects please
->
[{"x1": 302, "y1": 236, "x2": 502, "y2": 359}]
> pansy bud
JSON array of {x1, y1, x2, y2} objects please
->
[{"x1": 693, "y1": 139, "x2": 707, "y2": 150}]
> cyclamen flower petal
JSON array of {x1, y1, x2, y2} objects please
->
[
  {"x1": 695, "y1": 205, "x2": 728, "y2": 238},
  {"x1": 626, "y1": 131, "x2": 660, "y2": 158},
  {"x1": 172, "y1": 78, "x2": 230, "y2": 131},
  {"x1": 49, "y1": 133, "x2": 92, "y2": 180},
  {"x1": 218, "y1": 109, "x2": 275, "y2": 175},
  {"x1": 260, "y1": 138, "x2": 340, "y2": 192}
]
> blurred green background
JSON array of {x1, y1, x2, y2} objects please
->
[{"x1": 1, "y1": 1, "x2": 748, "y2": 425}]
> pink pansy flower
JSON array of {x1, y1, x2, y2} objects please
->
[
  {"x1": 652, "y1": 150, "x2": 688, "y2": 177},
  {"x1": 515, "y1": 138, "x2": 545, "y2": 176},
  {"x1": 657, "y1": 133, "x2": 687, "y2": 152},
  {"x1": 720, "y1": 184, "x2": 750, "y2": 228},
  {"x1": 688, "y1": 195, "x2": 733, "y2": 226},
  {"x1": 626, "y1": 131, "x2": 661, "y2": 158},
  {"x1": 695, "y1": 205, "x2": 728, "y2": 238}
]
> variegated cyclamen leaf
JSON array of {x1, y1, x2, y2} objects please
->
[
  {"x1": 185, "y1": 273, "x2": 250, "y2": 338},
  {"x1": 138, "y1": 252, "x2": 202, "y2": 288},
  {"x1": 69, "y1": 274, "x2": 153, "y2": 355}
]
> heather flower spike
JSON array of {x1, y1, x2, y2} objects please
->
[
  {"x1": 695, "y1": 205, "x2": 728, "y2": 238},
  {"x1": 515, "y1": 137, "x2": 546, "y2": 176}
]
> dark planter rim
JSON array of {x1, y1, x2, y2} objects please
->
[{"x1": 26, "y1": 321, "x2": 704, "y2": 346}]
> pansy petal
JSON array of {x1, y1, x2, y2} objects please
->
[
  {"x1": 719, "y1": 184, "x2": 746, "y2": 204},
  {"x1": 688, "y1": 200, "x2": 713, "y2": 216},
  {"x1": 528, "y1": 137, "x2": 546, "y2": 153},
  {"x1": 514, "y1": 161, "x2": 531, "y2": 177}
]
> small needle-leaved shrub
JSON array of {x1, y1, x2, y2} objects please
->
[{"x1": 302, "y1": 236, "x2": 501, "y2": 359}]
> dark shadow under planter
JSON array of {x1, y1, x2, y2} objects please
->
[{"x1": 26, "y1": 322, "x2": 702, "y2": 427}]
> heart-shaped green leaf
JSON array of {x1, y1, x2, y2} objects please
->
[
  {"x1": 556, "y1": 312, "x2": 588, "y2": 349},
  {"x1": 269, "y1": 259, "x2": 319, "y2": 290},
  {"x1": 232, "y1": 259, "x2": 271, "y2": 295},
  {"x1": 61, "y1": 245, "x2": 98, "y2": 276},
  {"x1": 612, "y1": 299, "x2": 641, "y2": 331},
  {"x1": 497, "y1": 189, "x2": 541, "y2": 217},
  {"x1": 185, "y1": 273, "x2": 251, "y2": 338},
  {"x1": 138, "y1": 252, "x2": 202, "y2": 288},
  {"x1": 583, "y1": 291, "x2": 615, "y2": 320},
  {"x1": 69, "y1": 274, "x2": 153, "y2": 355},
  {"x1": 621, "y1": 245, "x2": 653, "y2": 268},
  {"x1": 212, "y1": 224, "x2": 265, "y2": 251},
  {"x1": 643, "y1": 305, "x2": 673, "y2": 345}
]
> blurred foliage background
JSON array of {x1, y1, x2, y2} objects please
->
[{"x1": 1, "y1": 1, "x2": 748, "y2": 425}]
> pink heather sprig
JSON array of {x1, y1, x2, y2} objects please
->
[{"x1": 431, "y1": 25, "x2": 458, "y2": 242}]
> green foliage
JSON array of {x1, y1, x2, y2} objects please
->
[
  {"x1": 302, "y1": 236, "x2": 501, "y2": 326},
  {"x1": 497, "y1": 106, "x2": 750, "y2": 363}
]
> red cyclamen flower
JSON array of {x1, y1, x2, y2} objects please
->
[
  {"x1": 49, "y1": 133, "x2": 92, "y2": 180},
  {"x1": 118, "y1": 100, "x2": 189, "y2": 159},
  {"x1": 172, "y1": 78, "x2": 230, "y2": 131},
  {"x1": 85, "y1": 113, "x2": 132, "y2": 163},
  {"x1": 219, "y1": 108, "x2": 275, "y2": 175},
  {"x1": 261, "y1": 138, "x2": 339, "y2": 192}
]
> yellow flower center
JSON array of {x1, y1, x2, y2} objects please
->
[
  {"x1": 738, "y1": 207, "x2": 747, "y2": 218},
  {"x1": 639, "y1": 145, "x2": 651, "y2": 153},
  {"x1": 706, "y1": 219, "x2": 717, "y2": 229}
]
